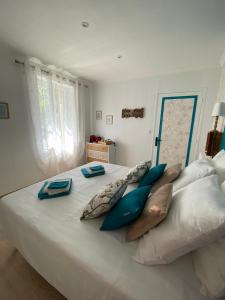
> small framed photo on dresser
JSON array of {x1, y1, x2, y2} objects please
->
[
  {"x1": 96, "y1": 110, "x2": 102, "y2": 120},
  {"x1": 0, "y1": 102, "x2": 9, "y2": 119}
]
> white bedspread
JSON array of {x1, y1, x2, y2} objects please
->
[{"x1": 0, "y1": 162, "x2": 207, "y2": 300}]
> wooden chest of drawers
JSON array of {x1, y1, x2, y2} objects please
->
[{"x1": 86, "y1": 143, "x2": 116, "y2": 163}]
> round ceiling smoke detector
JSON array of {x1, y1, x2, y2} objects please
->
[{"x1": 81, "y1": 21, "x2": 89, "y2": 28}]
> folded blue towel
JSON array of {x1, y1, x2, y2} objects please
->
[
  {"x1": 81, "y1": 168, "x2": 105, "y2": 178},
  {"x1": 48, "y1": 180, "x2": 69, "y2": 189},
  {"x1": 38, "y1": 179, "x2": 72, "y2": 200},
  {"x1": 89, "y1": 165, "x2": 104, "y2": 171}
]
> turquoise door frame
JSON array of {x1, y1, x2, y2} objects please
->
[{"x1": 156, "y1": 95, "x2": 198, "y2": 167}]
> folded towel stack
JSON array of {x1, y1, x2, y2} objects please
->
[
  {"x1": 81, "y1": 165, "x2": 105, "y2": 178},
  {"x1": 38, "y1": 178, "x2": 72, "y2": 200}
]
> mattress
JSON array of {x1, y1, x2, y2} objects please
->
[{"x1": 0, "y1": 162, "x2": 207, "y2": 300}]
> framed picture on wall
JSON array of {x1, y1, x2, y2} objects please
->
[
  {"x1": 96, "y1": 110, "x2": 102, "y2": 120},
  {"x1": 0, "y1": 102, "x2": 9, "y2": 119},
  {"x1": 106, "y1": 115, "x2": 113, "y2": 125}
]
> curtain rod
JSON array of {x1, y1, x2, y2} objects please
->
[{"x1": 14, "y1": 59, "x2": 89, "y2": 88}]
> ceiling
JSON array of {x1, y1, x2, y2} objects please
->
[{"x1": 0, "y1": 0, "x2": 225, "y2": 82}]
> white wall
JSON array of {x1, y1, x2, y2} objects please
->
[
  {"x1": 93, "y1": 68, "x2": 221, "y2": 167},
  {"x1": 0, "y1": 40, "x2": 220, "y2": 195},
  {"x1": 0, "y1": 42, "x2": 91, "y2": 196}
]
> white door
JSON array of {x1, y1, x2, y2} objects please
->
[{"x1": 155, "y1": 95, "x2": 198, "y2": 168}]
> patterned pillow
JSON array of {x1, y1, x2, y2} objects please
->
[
  {"x1": 80, "y1": 179, "x2": 128, "y2": 220},
  {"x1": 126, "y1": 161, "x2": 152, "y2": 184}
]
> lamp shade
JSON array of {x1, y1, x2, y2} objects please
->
[{"x1": 211, "y1": 102, "x2": 225, "y2": 117}]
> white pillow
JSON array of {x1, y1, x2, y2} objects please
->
[
  {"x1": 191, "y1": 178, "x2": 225, "y2": 299},
  {"x1": 135, "y1": 174, "x2": 225, "y2": 265},
  {"x1": 193, "y1": 238, "x2": 225, "y2": 298},
  {"x1": 212, "y1": 150, "x2": 225, "y2": 183},
  {"x1": 173, "y1": 158, "x2": 216, "y2": 193},
  {"x1": 214, "y1": 149, "x2": 225, "y2": 160}
]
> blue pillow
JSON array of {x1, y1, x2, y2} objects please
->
[
  {"x1": 100, "y1": 185, "x2": 151, "y2": 231},
  {"x1": 138, "y1": 164, "x2": 167, "y2": 187}
]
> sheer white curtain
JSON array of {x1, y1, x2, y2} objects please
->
[{"x1": 26, "y1": 59, "x2": 85, "y2": 175}]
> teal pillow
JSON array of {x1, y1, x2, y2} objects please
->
[
  {"x1": 100, "y1": 185, "x2": 151, "y2": 231},
  {"x1": 138, "y1": 164, "x2": 167, "y2": 187}
]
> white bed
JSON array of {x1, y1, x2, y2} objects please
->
[{"x1": 0, "y1": 162, "x2": 207, "y2": 300}]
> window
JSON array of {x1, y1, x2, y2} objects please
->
[
  {"x1": 37, "y1": 75, "x2": 76, "y2": 156},
  {"x1": 26, "y1": 64, "x2": 85, "y2": 173}
]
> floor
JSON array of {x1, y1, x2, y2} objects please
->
[{"x1": 0, "y1": 240, "x2": 66, "y2": 300}]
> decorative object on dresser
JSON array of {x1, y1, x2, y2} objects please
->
[
  {"x1": 89, "y1": 135, "x2": 102, "y2": 143},
  {"x1": 122, "y1": 108, "x2": 144, "y2": 118},
  {"x1": 86, "y1": 142, "x2": 116, "y2": 163},
  {"x1": 0, "y1": 102, "x2": 9, "y2": 119},
  {"x1": 205, "y1": 102, "x2": 225, "y2": 157},
  {"x1": 98, "y1": 139, "x2": 115, "y2": 145}
]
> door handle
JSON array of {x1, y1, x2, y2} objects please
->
[{"x1": 155, "y1": 137, "x2": 161, "y2": 147}]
